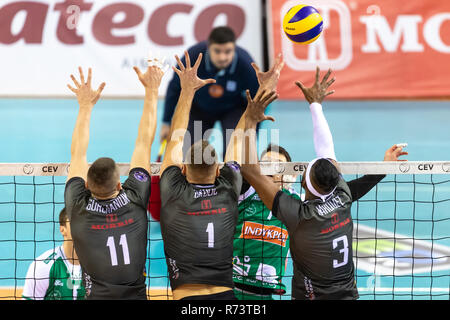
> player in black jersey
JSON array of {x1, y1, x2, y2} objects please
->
[
  {"x1": 159, "y1": 51, "x2": 279, "y2": 300},
  {"x1": 240, "y1": 67, "x2": 408, "y2": 300},
  {"x1": 64, "y1": 62, "x2": 165, "y2": 299}
]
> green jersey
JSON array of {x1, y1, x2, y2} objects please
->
[
  {"x1": 22, "y1": 246, "x2": 85, "y2": 300},
  {"x1": 233, "y1": 186, "x2": 299, "y2": 294}
]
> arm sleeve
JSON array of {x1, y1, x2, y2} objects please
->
[
  {"x1": 310, "y1": 102, "x2": 336, "y2": 160},
  {"x1": 64, "y1": 177, "x2": 88, "y2": 220},
  {"x1": 272, "y1": 191, "x2": 303, "y2": 231},
  {"x1": 122, "y1": 168, "x2": 152, "y2": 209},
  {"x1": 347, "y1": 174, "x2": 386, "y2": 202},
  {"x1": 159, "y1": 166, "x2": 187, "y2": 203},
  {"x1": 220, "y1": 161, "x2": 243, "y2": 199}
]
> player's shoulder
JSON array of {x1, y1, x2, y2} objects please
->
[
  {"x1": 336, "y1": 176, "x2": 352, "y2": 199},
  {"x1": 31, "y1": 247, "x2": 62, "y2": 270}
]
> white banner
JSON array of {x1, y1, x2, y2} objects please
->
[{"x1": 0, "y1": 0, "x2": 263, "y2": 97}]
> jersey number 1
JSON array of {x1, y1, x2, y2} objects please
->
[
  {"x1": 206, "y1": 222, "x2": 214, "y2": 248},
  {"x1": 106, "y1": 234, "x2": 130, "y2": 266}
]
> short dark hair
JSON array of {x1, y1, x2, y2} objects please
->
[
  {"x1": 208, "y1": 26, "x2": 236, "y2": 45},
  {"x1": 87, "y1": 157, "x2": 120, "y2": 197},
  {"x1": 59, "y1": 208, "x2": 68, "y2": 226},
  {"x1": 185, "y1": 140, "x2": 218, "y2": 174},
  {"x1": 260, "y1": 144, "x2": 292, "y2": 162},
  {"x1": 312, "y1": 159, "x2": 340, "y2": 193}
]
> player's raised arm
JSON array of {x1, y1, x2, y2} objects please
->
[
  {"x1": 224, "y1": 54, "x2": 285, "y2": 164},
  {"x1": 67, "y1": 67, "x2": 106, "y2": 181},
  {"x1": 160, "y1": 51, "x2": 216, "y2": 175},
  {"x1": 130, "y1": 57, "x2": 165, "y2": 173},
  {"x1": 240, "y1": 90, "x2": 279, "y2": 210}
]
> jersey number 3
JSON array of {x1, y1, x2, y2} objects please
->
[
  {"x1": 106, "y1": 234, "x2": 131, "y2": 266},
  {"x1": 332, "y1": 235, "x2": 349, "y2": 269}
]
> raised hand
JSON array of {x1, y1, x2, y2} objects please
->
[
  {"x1": 384, "y1": 144, "x2": 408, "y2": 161},
  {"x1": 251, "y1": 53, "x2": 285, "y2": 92},
  {"x1": 67, "y1": 67, "x2": 106, "y2": 107},
  {"x1": 244, "y1": 89, "x2": 278, "y2": 124},
  {"x1": 172, "y1": 51, "x2": 216, "y2": 91},
  {"x1": 133, "y1": 65, "x2": 164, "y2": 92},
  {"x1": 133, "y1": 52, "x2": 168, "y2": 92},
  {"x1": 295, "y1": 66, "x2": 335, "y2": 104}
]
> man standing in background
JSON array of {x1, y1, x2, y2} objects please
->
[{"x1": 160, "y1": 26, "x2": 260, "y2": 158}]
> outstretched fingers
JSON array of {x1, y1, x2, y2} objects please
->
[
  {"x1": 203, "y1": 78, "x2": 216, "y2": 85},
  {"x1": 315, "y1": 66, "x2": 320, "y2": 84},
  {"x1": 78, "y1": 67, "x2": 85, "y2": 85},
  {"x1": 87, "y1": 68, "x2": 92, "y2": 87},
  {"x1": 96, "y1": 82, "x2": 106, "y2": 95},
  {"x1": 184, "y1": 50, "x2": 191, "y2": 69},
  {"x1": 193, "y1": 53, "x2": 203, "y2": 70},
  {"x1": 67, "y1": 84, "x2": 77, "y2": 93},
  {"x1": 70, "y1": 74, "x2": 81, "y2": 88},
  {"x1": 324, "y1": 90, "x2": 335, "y2": 97},
  {"x1": 174, "y1": 54, "x2": 185, "y2": 71},
  {"x1": 133, "y1": 66, "x2": 143, "y2": 79},
  {"x1": 321, "y1": 68, "x2": 332, "y2": 85},
  {"x1": 261, "y1": 90, "x2": 278, "y2": 106},
  {"x1": 251, "y1": 62, "x2": 260, "y2": 75}
]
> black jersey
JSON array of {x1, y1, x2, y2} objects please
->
[
  {"x1": 272, "y1": 177, "x2": 358, "y2": 300},
  {"x1": 64, "y1": 168, "x2": 151, "y2": 300},
  {"x1": 159, "y1": 162, "x2": 242, "y2": 290}
]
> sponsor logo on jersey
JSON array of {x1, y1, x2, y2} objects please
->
[
  {"x1": 239, "y1": 221, "x2": 288, "y2": 247},
  {"x1": 54, "y1": 280, "x2": 63, "y2": 287},
  {"x1": 133, "y1": 170, "x2": 149, "y2": 182},
  {"x1": 209, "y1": 84, "x2": 224, "y2": 98},
  {"x1": 186, "y1": 207, "x2": 227, "y2": 216},
  {"x1": 91, "y1": 218, "x2": 134, "y2": 230},
  {"x1": 225, "y1": 161, "x2": 240, "y2": 172},
  {"x1": 226, "y1": 80, "x2": 237, "y2": 92},
  {"x1": 320, "y1": 217, "x2": 351, "y2": 235}
]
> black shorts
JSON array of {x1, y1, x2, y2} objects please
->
[{"x1": 180, "y1": 290, "x2": 237, "y2": 300}]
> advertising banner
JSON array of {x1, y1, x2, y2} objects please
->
[
  {"x1": 0, "y1": 0, "x2": 263, "y2": 97},
  {"x1": 268, "y1": 0, "x2": 450, "y2": 99}
]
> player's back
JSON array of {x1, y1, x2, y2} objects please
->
[
  {"x1": 64, "y1": 168, "x2": 151, "y2": 300},
  {"x1": 273, "y1": 177, "x2": 358, "y2": 300},
  {"x1": 159, "y1": 163, "x2": 241, "y2": 291}
]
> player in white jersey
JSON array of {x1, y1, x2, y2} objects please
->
[{"x1": 22, "y1": 208, "x2": 85, "y2": 300}]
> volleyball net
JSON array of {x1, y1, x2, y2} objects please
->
[{"x1": 0, "y1": 161, "x2": 449, "y2": 300}]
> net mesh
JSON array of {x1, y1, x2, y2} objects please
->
[{"x1": 0, "y1": 162, "x2": 449, "y2": 300}]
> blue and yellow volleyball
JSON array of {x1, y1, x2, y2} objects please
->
[{"x1": 283, "y1": 4, "x2": 323, "y2": 44}]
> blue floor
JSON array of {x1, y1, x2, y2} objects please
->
[{"x1": 0, "y1": 98, "x2": 449, "y2": 299}]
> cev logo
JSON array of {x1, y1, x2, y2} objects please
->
[{"x1": 280, "y1": 0, "x2": 353, "y2": 71}]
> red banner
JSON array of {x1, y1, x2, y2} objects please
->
[{"x1": 268, "y1": 0, "x2": 450, "y2": 99}]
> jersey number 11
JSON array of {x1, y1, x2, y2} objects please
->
[{"x1": 106, "y1": 234, "x2": 131, "y2": 266}]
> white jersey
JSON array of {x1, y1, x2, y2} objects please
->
[{"x1": 22, "y1": 246, "x2": 85, "y2": 300}]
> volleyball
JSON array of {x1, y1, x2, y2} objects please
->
[{"x1": 283, "y1": 4, "x2": 323, "y2": 44}]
